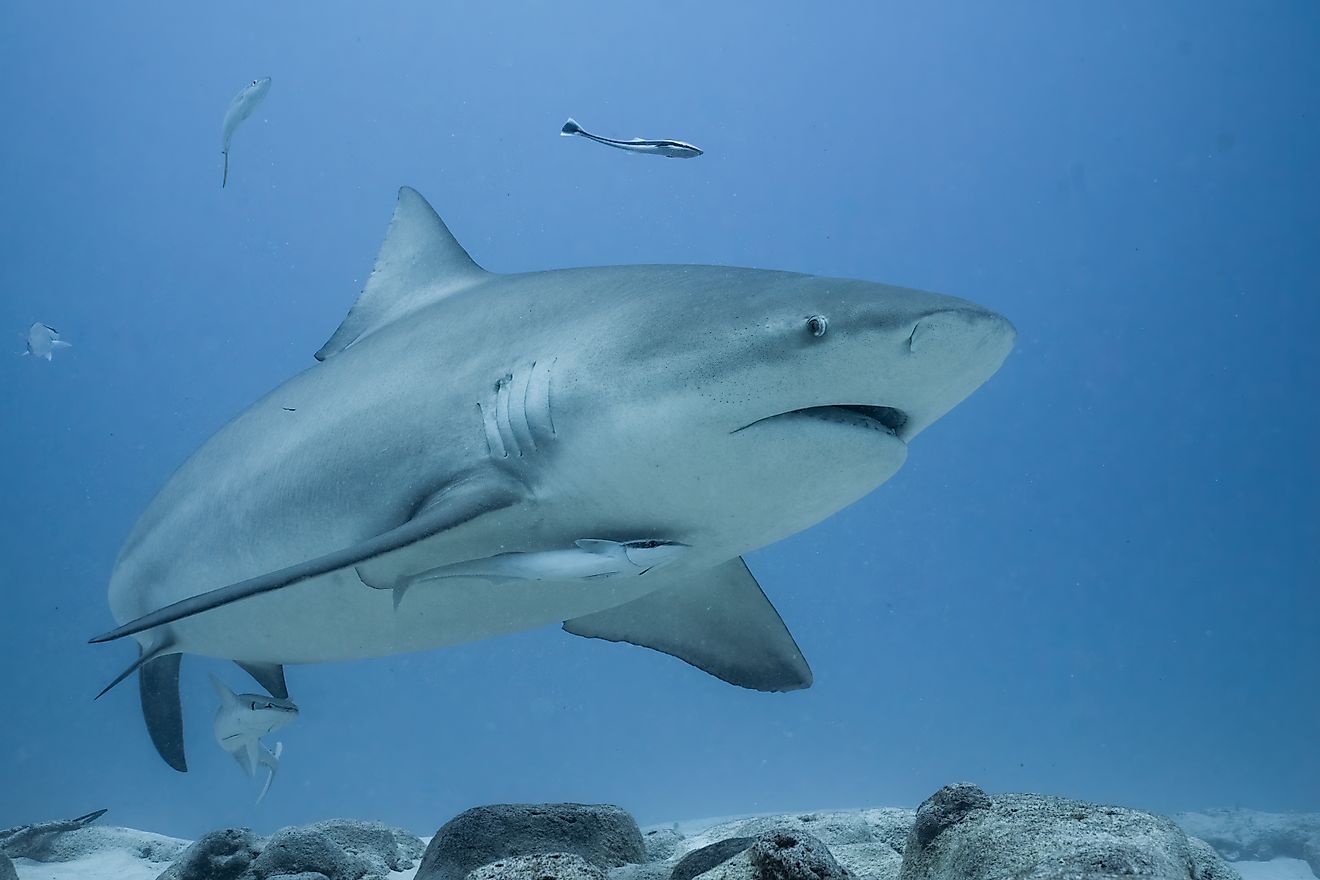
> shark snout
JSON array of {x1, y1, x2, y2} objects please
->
[
  {"x1": 888, "y1": 307, "x2": 1015, "y2": 440},
  {"x1": 908, "y1": 308, "x2": 1016, "y2": 358}
]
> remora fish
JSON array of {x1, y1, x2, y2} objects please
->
[
  {"x1": 210, "y1": 675, "x2": 297, "y2": 802},
  {"x1": 359, "y1": 538, "x2": 689, "y2": 609},
  {"x1": 22, "y1": 322, "x2": 71, "y2": 360},
  {"x1": 221, "y1": 77, "x2": 271, "y2": 187},
  {"x1": 560, "y1": 117, "x2": 703, "y2": 158},
  {"x1": 92, "y1": 186, "x2": 1014, "y2": 772}
]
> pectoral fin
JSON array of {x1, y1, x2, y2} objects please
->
[
  {"x1": 236, "y1": 661, "x2": 288, "y2": 699},
  {"x1": 141, "y1": 652, "x2": 187, "y2": 772},
  {"x1": 233, "y1": 741, "x2": 258, "y2": 778},
  {"x1": 89, "y1": 473, "x2": 525, "y2": 644},
  {"x1": 563, "y1": 557, "x2": 812, "y2": 692}
]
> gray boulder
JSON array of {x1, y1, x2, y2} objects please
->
[
  {"x1": 18, "y1": 824, "x2": 187, "y2": 864},
  {"x1": 0, "y1": 808, "x2": 111, "y2": 860},
  {"x1": 468, "y1": 852, "x2": 607, "y2": 880},
  {"x1": 156, "y1": 828, "x2": 264, "y2": 880},
  {"x1": 0, "y1": 853, "x2": 16, "y2": 880},
  {"x1": 644, "y1": 828, "x2": 685, "y2": 862},
  {"x1": 416, "y1": 803, "x2": 646, "y2": 880},
  {"x1": 748, "y1": 831, "x2": 852, "y2": 880},
  {"x1": 671, "y1": 838, "x2": 754, "y2": 880},
  {"x1": 249, "y1": 826, "x2": 372, "y2": 880},
  {"x1": 674, "y1": 810, "x2": 911, "y2": 880},
  {"x1": 304, "y1": 819, "x2": 425, "y2": 874},
  {"x1": 1175, "y1": 809, "x2": 1320, "y2": 874},
  {"x1": 899, "y1": 783, "x2": 1241, "y2": 880}
]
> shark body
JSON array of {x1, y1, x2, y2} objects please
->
[
  {"x1": 94, "y1": 187, "x2": 1015, "y2": 771},
  {"x1": 210, "y1": 675, "x2": 297, "y2": 802}
]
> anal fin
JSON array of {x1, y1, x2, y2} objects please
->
[{"x1": 563, "y1": 557, "x2": 812, "y2": 692}]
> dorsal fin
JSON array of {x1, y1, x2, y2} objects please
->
[{"x1": 315, "y1": 186, "x2": 488, "y2": 361}]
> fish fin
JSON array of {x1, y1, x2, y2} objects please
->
[
  {"x1": 355, "y1": 565, "x2": 413, "y2": 609},
  {"x1": 43, "y1": 352, "x2": 51, "y2": 361},
  {"x1": 89, "y1": 472, "x2": 525, "y2": 643},
  {"x1": 315, "y1": 186, "x2": 489, "y2": 361},
  {"x1": 561, "y1": 117, "x2": 582, "y2": 136},
  {"x1": 233, "y1": 741, "x2": 258, "y2": 778},
  {"x1": 563, "y1": 557, "x2": 812, "y2": 692},
  {"x1": 256, "y1": 741, "x2": 282, "y2": 803},
  {"x1": 51, "y1": 340, "x2": 72, "y2": 349},
  {"x1": 222, "y1": 150, "x2": 228, "y2": 188},
  {"x1": 208, "y1": 674, "x2": 240, "y2": 709},
  {"x1": 236, "y1": 661, "x2": 288, "y2": 699},
  {"x1": 70, "y1": 809, "x2": 108, "y2": 827},
  {"x1": 141, "y1": 652, "x2": 187, "y2": 772},
  {"x1": 95, "y1": 637, "x2": 174, "y2": 699}
]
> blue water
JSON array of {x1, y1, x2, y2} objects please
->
[{"x1": 1, "y1": 2, "x2": 1316, "y2": 841}]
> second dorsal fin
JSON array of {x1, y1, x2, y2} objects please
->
[{"x1": 315, "y1": 186, "x2": 488, "y2": 361}]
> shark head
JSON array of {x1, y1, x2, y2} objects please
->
[
  {"x1": 236, "y1": 693, "x2": 299, "y2": 735},
  {"x1": 555, "y1": 267, "x2": 1016, "y2": 551},
  {"x1": 211, "y1": 675, "x2": 298, "y2": 741}
]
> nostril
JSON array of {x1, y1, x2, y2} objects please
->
[{"x1": 908, "y1": 309, "x2": 1011, "y2": 354}]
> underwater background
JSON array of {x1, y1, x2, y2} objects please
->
[{"x1": 0, "y1": 1, "x2": 1316, "y2": 842}]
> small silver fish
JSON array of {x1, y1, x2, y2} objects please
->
[
  {"x1": 22, "y1": 322, "x2": 71, "y2": 361},
  {"x1": 221, "y1": 77, "x2": 272, "y2": 188},
  {"x1": 560, "y1": 118, "x2": 702, "y2": 158},
  {"x1": 210, "y1": 675, "x2": 297, "y2": 802},
  {"x1": 359, "y1": 538, "x2": 689, "y2": 609}
]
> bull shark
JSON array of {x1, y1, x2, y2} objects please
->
[
  {"x1": 210, "y1": 675, "x2": 297, "y2": 803},
  {"x1": 221, "y1": 77, "x2": 271, "y2": 188},
  {"x1": 22, "y1": 322, "x2": 71, "y2": 360},
  {"x1": 91, "y1": 186, "x2": 1015, "y2": 772}
]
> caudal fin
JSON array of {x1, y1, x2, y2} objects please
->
[{"x1": 560, "y1": 117, "x2": 582, "y2": 136}]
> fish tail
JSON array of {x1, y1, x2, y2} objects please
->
[{"x1": 560, "y1": 117, "x2": 582, "y2": 136}]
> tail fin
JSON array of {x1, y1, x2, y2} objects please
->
[{"x1": 560, "y1": 118, "x2": 582, "y2": 136}]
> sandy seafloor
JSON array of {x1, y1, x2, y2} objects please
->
[{"x1": 8, "y1": 814, "x2": 1317, "y2": 880}]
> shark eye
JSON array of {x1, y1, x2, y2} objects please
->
[{"x1": 806, "y1": 315, "x2": 829, "y2": 338}]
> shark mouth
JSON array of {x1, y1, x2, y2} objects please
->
[{"x1": 736, "y1": 404, "x2": 909, "y2": 438}]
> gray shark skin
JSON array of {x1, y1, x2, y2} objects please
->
[{"x1": 93, "y1": 186, "x2": 1015, "y2": 771}]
